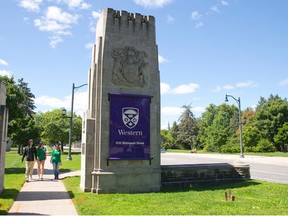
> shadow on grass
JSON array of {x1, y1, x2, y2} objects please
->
[
  {"x1": 67, "y1": 190, "x2": 75, "y2": 199},
  {"x1": 5, "y1": 167, "x2": 74, "y2": 175},
  {"x1": 60, "y1": 168, "x2": 73, "y2": 173},
  {"x1": 62, "y1": 152, "x2": 81, "y2": 155},
  {"x1": 0, "y1": 188, "x2": 19, "y2": 200},
  {"x1": 0, "y1": 188, "x2": 20, "y2": 214},
  {"x1": 161, "y1": 180, "x2": 262, "y2": 193},
  {"x1": 4, "y1": 168, "x2": 25, "y2": 175},
  {"x1": 0, "y1": 210, "x2": 7, "y2": 215}
]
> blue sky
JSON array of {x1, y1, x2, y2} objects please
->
[{"x1": 1, "y1": 0, "x2": 288, "y2": 129}]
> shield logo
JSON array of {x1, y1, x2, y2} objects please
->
[{"x1": 122, "y1": 107, "x2": 139, "y2": 129}]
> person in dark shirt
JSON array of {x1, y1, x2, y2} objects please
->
[{"x1": 22, "y1": 139, "x2": 37, "y2": 182}]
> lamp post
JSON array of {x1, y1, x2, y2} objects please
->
[
  {"x1": 225, "y1": 94, "x2": 244, "y2": 158},
  {"x1": 62, "y1": 83, "x2": 88, "y2": 160}
]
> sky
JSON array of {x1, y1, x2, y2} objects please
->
[{"x1": 1, "y1": 0, "x2": 288, "y2": 129}]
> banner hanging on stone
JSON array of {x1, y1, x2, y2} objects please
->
[{"x1": 109, "y1": 93, "x2": 151, "y2": 160}]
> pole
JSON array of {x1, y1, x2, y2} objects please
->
[
  {"x1": 67, "y1": 83, "x2": 74, "y2": 160},
  {"x1": 238, "y1": 97, "x2": 244, "y2": 158},
  {"x1": 225, "y1": 94, "x2": 244, "y2": 158}
]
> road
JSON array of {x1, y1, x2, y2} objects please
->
[{"x1": 161, "y1": 152, "x2": 288, "y2": 184}]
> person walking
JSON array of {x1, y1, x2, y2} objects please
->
[
  {"x1": 36, "y1": 141, "x2": 47, "y2": 180},
  {"x1": 22, "y1": 139, "x2": 37, "y2": 182},
  {"x1": 51, "y1": 143, "x2": 62, "y2": 180}
]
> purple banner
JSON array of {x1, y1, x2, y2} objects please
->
[{"x1": 109, "y1": 93, "x2": 151, "y2": 159}]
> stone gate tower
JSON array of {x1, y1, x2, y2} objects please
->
[{"x1": 80, "y1": 8, "x2": 161, "y2": 193}]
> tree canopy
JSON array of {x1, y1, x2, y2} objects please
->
[
  {"x1": 162, "y1": 95, "x2": 288, "y2": 153},
  {"x1": 0, "y1": 75, "x2": 83, "y2": 152}
]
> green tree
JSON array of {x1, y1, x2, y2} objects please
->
[
  {"x1": 174, "y1": 105, "x2": 198, "y2": 150},
  {"x1": 160, "y1": 129, "x2": 174, "y2": 150},
  {"x1": 9, "y1": 116, "x2": 41, "y2": 151},
  {"x1": 199, "y1": 103, "x2": 237, "y2": 152},
  {"x1": 197, "y1": 104, "x2": 217, "y2": 150},
  {"x1": 37, "y1": 109, "x2": 69, "y2": 146},
  {"x1": 256, "y1": 95, "x2": 288, "y2": 151},
  {"x1": 242, "y1": 125, "x2": 261, "y2": 152},
  {"x1": 0, "y1": 76, "x2": 38, "y2": 152},
  {"x1": 36, "y1": 109, "x2": 82, "y2": 149},
  {"x1": 18, "y1": 78, "x2": 36, "y2": 119},
  {"x1": 170, "y1": 121, "x2": 180, "y2": 149},
  {"x1": 274, "y1": 122, "x2": 288, "y2": 152}
]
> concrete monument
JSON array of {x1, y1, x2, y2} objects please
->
[
  {"x1": 80, "y1": 8, "x2": 161, "y2": 193},
  {"x1": 0, "y1": 81, "x2": 8, "y2": 194}
]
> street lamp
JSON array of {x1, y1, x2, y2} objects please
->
[
  {"x1": 225, "y1": 94, "x2": 244, "y2": 158},
  {"x1": 62, "y1": 83, "x2": 88, "y2": 160}
]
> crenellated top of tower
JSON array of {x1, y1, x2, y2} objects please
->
[{"x1": 107, "y1": 8, "x2": 155, "y2": 27}]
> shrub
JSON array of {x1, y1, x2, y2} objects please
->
[
  {"x1": 203, "y1": 144, "x2": 219, "y2": 152},
  {"x1": 253, "y1": 139, "x2": 275, "y2": 152},
  {"x1": 220, "y1": 144, "x2": 240, "y2": 153}
]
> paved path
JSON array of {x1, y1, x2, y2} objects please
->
[{"x1": 8, "y1": 156, "x2": 79, "y2": 215}]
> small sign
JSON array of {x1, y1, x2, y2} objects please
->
[{"x1": 109, "y1": 93, "x2": 151, "y2": 159}]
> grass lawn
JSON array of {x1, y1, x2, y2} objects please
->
[
  {"x1": 60, "y1": 152, "x2": 81, "y2": 172},
  {"x1": 63, "y1": 177, "x2": 288, "y2": 215},
  {"x1": 0, "y1": 151, "x2": 25, "y2": 215}
]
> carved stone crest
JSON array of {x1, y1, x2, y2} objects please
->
[{"x1": 112, "y1": 47, "x2": 147, "y2": 87}]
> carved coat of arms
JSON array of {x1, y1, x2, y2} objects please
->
[{"x1": 112, "y1": 47, "x2": 147, "y2": 87}]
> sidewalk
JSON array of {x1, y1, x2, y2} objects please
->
[{"x1": 8, "y1": 156, "x2": 80, "y2": 215}]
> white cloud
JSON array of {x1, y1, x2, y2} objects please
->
[
  {"x1": 46, "y1": 6, "x2": 79, "y2": 24},
  {"x1": 80, "y1": 2, "x2": 91, "y2": 9},
  {"x1": 279, "y1": 79, "x2": 288, "y2": 86},
  {"x1": 236, "y1": 80, "x2": 256, "y2": 88},
  {"x1": 35, "y1": 91, "x2": 87, "y2": 116},
  {"x1": 34, "y1": 19, "x2": 69, "y2": 32},
  {"x1": 223, "y1": 84, "x2": 234, "y2": 90},
  {"x1": 54, "y1": 0, "x2": 91, "y2": 9},
  {"x1": 161, "y1": 82, "x2": 200, "y2": 95},
  {"x1": 133, "y1": 0, "x2": 173, "y2": 8},
  {"x1": 160, "y1": 82, "x2": 171, "y2": 95},
  {"x1": 158, "y1": 55, "x2": 168, "y2": 64},
  {"x1": 92, "y1": 10, "x2": 101, "y2": 19},
  {"x1": 49, "y1": 35, "x2": 63, "y2": 48},
  {"x1": 192, "y1": 106, "x2": 206, "y2": 113},
  {"x1": 19, "y1": 0, "x2": 42, "y2": 12},
  {"x1": 0, "y1": 59, "x2": 8, "y2": 66},
  {"x1": 89, "y1": 10, "x2": 102, "y2": 32},
  {"x1": 35, "y1": 95, "x2": 65, "y2": 107},
  {"x1": 161, "y1": 106, "x2": 205, "y2": 117},
  {"x1": 213, "y1": 81, "x2": 257, "y2": 92},
  {"x1": 250, "y1": 104, "x2": 257, "y2": 110},
  {"x1": 191, "y1": 11, "x2": 201, "y2": 20},
  {"x1": 221, "y1": 0, "x2": 229, "y2": 6},
  {"x1": 212, "y1": 86, "x2": 222, "y2": 92},
  {"x1": 0, "y1": 70, "x2": 13, "y2": 77},
  {"x1": 166, "y1": 14, "x2": 175, "y2": 23},
  {"x1": 191, "y1": 11, "x2": 203, "y2": 29},
  {"x1": 34, "y1": 6, "x2": 79, "y2": 47},
  {"x1": 85, "y1": 43, "x2": 94, "y2": 49},
  {"x1": 162, "y1": 106, "x2": 184, "y2": 116},
  {"x1": 172, "y1": 83, "x2": 200, "y2": 94},
  {"x1": 211, "y1": 5, "x2": 220, "y2": 13},
  {"x1": 195, "y1": 22, "x2": 204, "y2": 29}
]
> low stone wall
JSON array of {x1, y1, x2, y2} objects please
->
[{"x1": 161, "y1": 163, "x2": 250, "y2": 189}]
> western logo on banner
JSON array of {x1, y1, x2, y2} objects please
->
[{"x1": 109, "y1": 93, "x2": 151, "y2": 159}]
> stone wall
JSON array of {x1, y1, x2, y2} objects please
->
[
  {"x1": 161, "y1": 163, "x2": 250, "y2": 189},
  {"x1": 0, "y1": 81, "x2": 8, "y2": 195}
]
